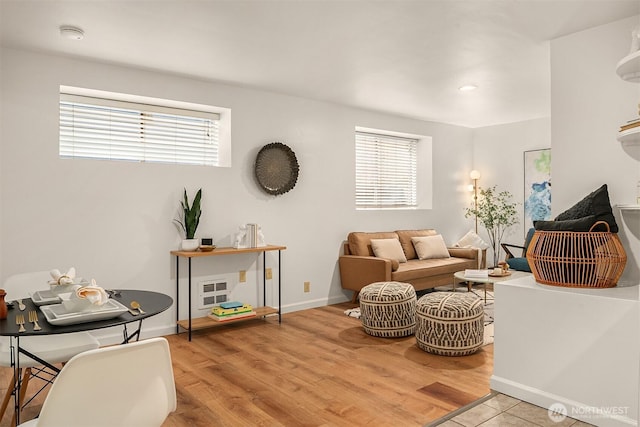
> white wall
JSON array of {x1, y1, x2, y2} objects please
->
[
  {"x1": 472, "y1": 118, "x2": 551, "y2": 259},
  {"x1": 0, "y1": 47, "x2": 475, "y2": 342},
  {"x1": 492, "y1": 276, "x2": 639, "y2": 426},
  {"x1": 551, "y1": 15, "x2": 640, "y2": 286}
]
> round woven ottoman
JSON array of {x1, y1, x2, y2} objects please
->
[
  {"x1": 359, "y1": 281, "x2": 416, "y2": 338},
  {"x1": 415, "y1": 292, "x2": 484, "y2": 356}
]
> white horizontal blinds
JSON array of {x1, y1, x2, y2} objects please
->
[
  {"x1": 60, "y1": 93, "x2": 220, "y2": 166},
  {"x1": 355, "y1": 131, "x2": 418, "y2": 209}
]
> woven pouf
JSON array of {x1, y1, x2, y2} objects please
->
[
  {"x1": 359, "y1": 281, "x2": 416, "y2": 338},
  {"x1": 415, "y1": 292, "x2": 484, "y2": 356}
]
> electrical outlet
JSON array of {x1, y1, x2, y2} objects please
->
[
  {"x1": 304, "y1": 281, "x2": 310, "y2": 293},
  {"x1": 239, "y1": 270, "x2": 246, "y2": 283},
  {"x1": 266, "y1": 268, "x2": 273, "y2": 280}
]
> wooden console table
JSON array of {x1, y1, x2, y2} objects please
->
[{"x1": 171, "y1": 245, "x2": 286, "y2": 341}]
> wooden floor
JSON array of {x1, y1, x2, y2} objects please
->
[{"x1": 0, "y1": 302, "x2": 493, "y2": 427}]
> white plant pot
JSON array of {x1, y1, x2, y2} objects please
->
[{"x1": 181, "y1": 239, "x2": 199, "y2": 251}]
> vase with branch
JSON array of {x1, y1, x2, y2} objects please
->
[
  {"x1": 174, "y1": 188, "x2": 202, "y2": 251},
  {"x1": 465, "y1": 185, "x2": 518, "y2": 267}
]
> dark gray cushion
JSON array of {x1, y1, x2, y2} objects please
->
[
  {"x1": 534, "y1": 215, "x2": 608, "y2": 232},
  {"x1": 506, "y1": 257, "x2": 531, "y2": 272},
  {"x1": 554, "y1": 185, "x2": 618, "y2": 233}
]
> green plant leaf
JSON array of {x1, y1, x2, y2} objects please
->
[
  {"x1": 464, "y1": 185, "x2": 519, "y2": 266},
  {"x1": 175, "y1": 188, "x2": 203, "y2": 239}
]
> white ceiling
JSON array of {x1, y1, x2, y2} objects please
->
[{"x1": 1, "y1": 0, "x2": 639, "y2": 128}]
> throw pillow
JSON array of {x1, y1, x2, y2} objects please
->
[
  {"x1": 412, "y1": 235, "x2": 451, "y2": 260},
  {"x1": 455, "y1": 230, "x2": 490, "y2": 249},
  {"x1": 554, "y1": 184, "x2": 618, "y2": 232},
  {"x1": 395, "y1": 229, "x2": 437, "y2": 260},
  {"x1": 506, "y1": 257, "x2": 531, "y2": 272},
  {"x1": 534, "y1": 215, "x2": 607, "y2": 232},
  {"x1": 370, "y1": 238, "x2": 407, "y2": 263}
]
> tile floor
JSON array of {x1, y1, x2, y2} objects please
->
[{"x1": 430, "y1": 393, "x2": 595, "y2": 427}]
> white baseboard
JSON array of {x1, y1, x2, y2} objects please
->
[
  {"x1": 491, "y1": 376, "x2": 637, "y2": 427},
  {"x1": 280, "y1": 294, "x2": 349, "y2": 313}
]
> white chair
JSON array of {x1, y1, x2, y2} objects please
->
[
  {"x1": 18, "y1": 337, "x2": 177, "y2": 427},
  {"x1": 0, "y1": 272, "x2": 100, "y2": 426}
]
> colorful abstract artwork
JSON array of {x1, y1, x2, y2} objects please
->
[{"x1": 524, "y1": 149, "x2": 551, "y2": 234}]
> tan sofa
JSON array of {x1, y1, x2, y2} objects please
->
[{"x1": 339, "y1": 229, "x2": 485, "y2": 302}]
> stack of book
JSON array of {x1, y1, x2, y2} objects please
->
[
  {"x1": 208, "y1": 301, "x2": 256, "y2": 322},
  {"x1": 464, "y1": 269, "x2": 489, "y2": 280},
  {"x1": 620, "y1": 118, "x2": 640, "y2": 132},
  {"x1": 246, "y1": 223, "x2": 259, "y2": 248}
]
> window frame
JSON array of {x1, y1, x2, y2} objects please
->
[
  {"x1": 59, "y1": 86, "x2": 231, "y2": 167},
  {"x1": 355, "y1": 130, "x2": 420, "y2": 210}
]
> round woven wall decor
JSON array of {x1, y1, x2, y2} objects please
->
[{"x1": 254, "y1": 142, "x2": 299, "y2": 195}]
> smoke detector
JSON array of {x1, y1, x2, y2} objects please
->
[{"x1": 59, "y1": 26, "x2": 84, "y2": 40}]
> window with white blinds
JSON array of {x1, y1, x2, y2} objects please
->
[
  {"x1": 60, "y1": 93, "x2": 221, "y2": 166},
  {"x1": 355, "y1": 131, "x2": 418, "y2": 209}
]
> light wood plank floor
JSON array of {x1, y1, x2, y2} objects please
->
[{"x1": 0, "y1": 302, "x2": 493, "y2": 427}]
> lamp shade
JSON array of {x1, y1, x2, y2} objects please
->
[{"x1": 469, "y1": 170, "x2": 481, "y2": 180}]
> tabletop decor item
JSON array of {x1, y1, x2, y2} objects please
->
[
  {"x1": 254, "y1": 142, "x2": 299, "y2": 195},
  {"x1": 49, "y1": 267, "x2": 76, "y2": 286},
  {"x1": 199, "y1": 237, "x2": 216, "y2": 252},
  {"x1": 233, "y1": 223, "x2": 266, "y2": 248},
  {"x1": 61, "y1": 279, "x2": 110, "y2": 312},
  {"x1": 48, "y1": 267, "x2": 87, "y2": 294},
  {"x1": 465, "y1": 185, "x2": 518, "y2": 267},
  {"x1": 42, "y1": 299, "x2": 129, "y2": 325},
  {"x1": 174, "y1": 188, "x2": 202, "y2": 251}
]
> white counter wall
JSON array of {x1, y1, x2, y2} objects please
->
[{"x1": 491, "y1": 276, "x2": 639, "y2": 426}]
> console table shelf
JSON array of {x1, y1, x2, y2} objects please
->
[
  {"x1": 171, "y1": 245, "x2": 286, "y2": 341},
  {"x1": 177, "y1": 306, "x2": 279, "y2": 331}
]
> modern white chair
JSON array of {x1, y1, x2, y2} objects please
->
[
  {"x1": 18, "y1": 337, "x2": 177, "y2": 427},
  {"x1": 0, "y1": 271, "x2": 100, "y2": 425}
]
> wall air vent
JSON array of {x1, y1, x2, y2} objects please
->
[{"x1": 198, "y1": 277, "x2": 231, "y2": 309}]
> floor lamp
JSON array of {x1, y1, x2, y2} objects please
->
[{"x1": 469, "y1": 170, "x2": 481, "y2": 233}]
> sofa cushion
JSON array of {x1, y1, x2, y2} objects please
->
[
  {"x1": 396, "y1": 229, "x2": 437, "y2": 260},
  {"x1": 392, "y1": 258, "x2": 473, "y2": 282},
  {"x1": 348, "y1": 232, "x2": 398, "y2": 257},
  {"x1": 554, "y1": 184, "x2": 618, "y2": 233},
  {"x1": 370, "y1": 238, "x2": 407, "y2": 263},
  {"x1": 412, "y1": 235, "x2": 450, "y2": 260}
]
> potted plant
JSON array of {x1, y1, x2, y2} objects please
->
[
  {"x1": 174, "y1": 188, "x2": 202, "y2": 251},
  {"x1": 465, "y1": 186, "x2": 518, "y2": 267}
]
